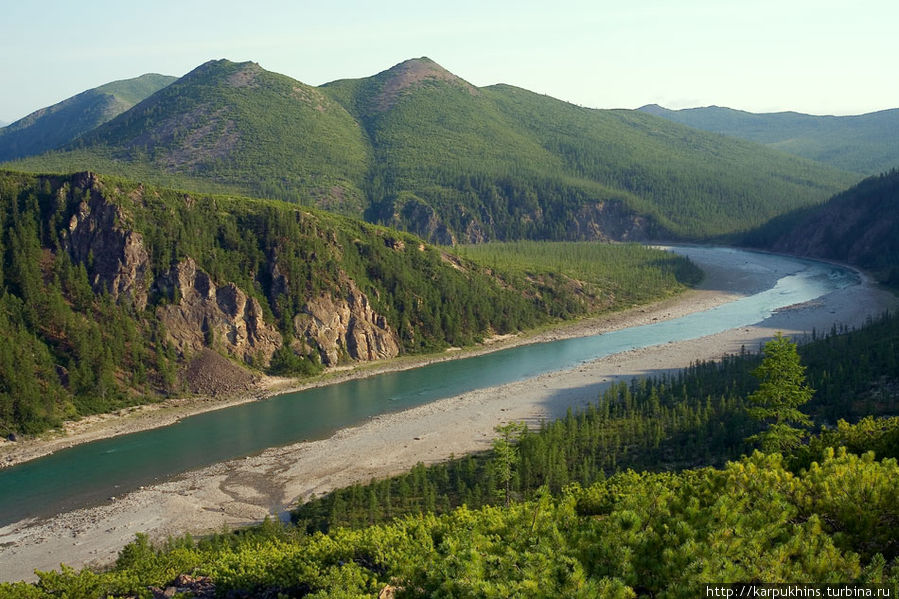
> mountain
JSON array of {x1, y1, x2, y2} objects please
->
[
  {"x1": 0, "y1": 73, "x2": 176, "y2": 162},
  {"x1": 326, "y1": 58, "x2": 855, "y2": 240},
  {"x1": 0, "y1": 120, "x2": 7, "y2": 128},
  {"x1": 746, "y1": 169, "x2": 899, "y2": 286},
  {"x1": 3, "y1": 58, "x2": 857, "y2": 242},
  {"x1": 639, "y1": 104, "x2": 899, "y2": 175},
  {"x1": 0, "y1": 169, "x2": 697, "y2": 436}
]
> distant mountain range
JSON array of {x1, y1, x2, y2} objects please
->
[
  {"x1": 0, "y1": 73, "x2": 176, "y2": 163},
  {"x1": 2, "y1": 58, "x2": 858, "y2": 242},
  {"x1": 639, "y1": 104, "x2": 899, "y2": 175}
]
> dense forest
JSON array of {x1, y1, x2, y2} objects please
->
[
  {"x1": 745, "y1": 168, "x2": 899, "y2": 287},
  {"x1": 3, "y1": 58, "x2": 856, "y2": 243},
  {"x1": 2, "y1": 314, "x2": 897, "y2": 597},
  {"x1": 0, "y1": 170, "x2": 699, "y2": 437}
]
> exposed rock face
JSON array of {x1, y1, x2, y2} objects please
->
[
  {"x1": 63, "y1": 172, "x2": 150, "y2": 310},
  {"x1": 156, "y1": 258, "x2": 282, "y2": 365},
  {"x1": 389, "y1": 192, "x2": 660, "y2": 245},
  {"x1": 390, "y1": 196, "x2": 455, "y2": 245},
  {"x1": 294, "y1": 281, "x2": 400, "y2": 366},
  {"x1": 571, "y1": 200, "x2": 658, "y2": 241}
]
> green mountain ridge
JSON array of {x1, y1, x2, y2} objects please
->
[
  {"x1": 639, "y1": 103, "x2": 899, "y2": 175},
  {"x1": 3, "y1": 58, "x2": 857, "y2": 242},
  {"x1": 0, "y1": 73, "x2": 176, "y2": 163},
  {"x1": 0, "y1": 169, "x2": 698, "y2": 436}
]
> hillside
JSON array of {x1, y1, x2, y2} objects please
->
[
  {"x1": 0, "y1": 170, "x2": 698, "y2": 437},
  {"x1": 0, "y1": 74, "x2": 176, "y2": 162},
  {"x1": 745, "y1": 169, "x2": 899, "y2": 286},
  {"x1": 640, "y1": 104, "x2": 899, "y2": 175},
  {"x1": 3, "y1": 58, "x2": 856, "y2": 242}
]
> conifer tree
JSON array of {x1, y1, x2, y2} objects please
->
[{"x1": 746, "y1": 332, "x2": 815, "y2": 452}]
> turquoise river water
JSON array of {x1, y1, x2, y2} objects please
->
[{"x1": 0, "y1": 247, "x2": 857, "y2": 526}]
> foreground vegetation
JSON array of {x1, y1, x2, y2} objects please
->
[
  {"x1": 294, "y1": 313, "x2": 899, "y2": 530},
  {"x1": 0, "y1": 170, "x2": 699, "y2": 437},
  {"x1": 3, "y1": 442, "x2": 896, "y2": 599},
  {"x1": 3, "y1": 314, "x2": 897, "y2": 598}
]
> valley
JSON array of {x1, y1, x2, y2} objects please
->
[
  {"x1": 0, "y1": 246, "x2": 893, "y2": 583},
  {"x1": 0, "y1": 37, "x2": 897, "y2": 596}
]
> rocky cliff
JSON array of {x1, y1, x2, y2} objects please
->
[
  {"x1": 294, "y1": 280, "x2": 400, "y2": 366},
  {"x1": 57, "y1": 175, "x2": 401, "y2": 372},
  {"x1": 155, "y1": 257, "x2": 282, "y2": 364},
  {"x1": 757, "y1": 170, "x2": 899, "y2": 285},
  {"x1": 62, "y1": 173, "x2": 150, "y2": 310}
]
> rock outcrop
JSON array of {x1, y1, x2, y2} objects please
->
[
  {"x1": 63, "y1": 172, "x2": 150, "y2": 310},
  {"x1": 156, "y1": 258, "x2": 282, "y2": 364},
  {"x1": 294, "y1": 280, "x2": 400, "y2": 366}
]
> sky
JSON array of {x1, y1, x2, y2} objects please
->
[{"x1": 2, "y1": 0, "x2": 897, "y2": 124}]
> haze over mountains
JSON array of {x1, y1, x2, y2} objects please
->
[
  {"x1": 2, "y1": 58, "x2": 859, "y2": 243},
  {"x1": 639, "y1": 104, "x2": 899, "y2": 175},
  {"x1": 0, "y1": 74, "x2": 176, "y2": 163}
]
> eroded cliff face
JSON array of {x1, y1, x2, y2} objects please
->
[
  {"x1": 58, "y1": 173, "x2": 403, "y2": 373},
  {"x1": 156, "y1": 257, "x2": 282, "y2": 365},
  {"x1": 571, "y1": 200, "x2": 657, "y2": 242},
  {"x1": 387, "y1": 193, "x2": 659, "y2": 245},
  {"x1": 294, "y1": 280, "x2": 400, "y2": 366},
  {"x1": 63, "y1": 173, "x2": 150, "y2": 310}
]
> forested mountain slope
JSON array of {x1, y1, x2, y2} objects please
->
[
  {"x1": 745, "y1": 169, "x2": 899, "y2": 286},
  {"x1": 0, "y1": 74, "x2": 176, "y2": 163},
  {"x1": 0, "y1": 170, "x2": 697, "y2": 437},
  {"x1": 3, "y1": 58, "x2": 856, "y2": 242},
  {"x1": 640, "y1": 104, "x2": 899, "y2": 175}
]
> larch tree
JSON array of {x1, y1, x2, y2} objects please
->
[{"x1": 746, "y1": 332, "x2": 815, "y2": 452}]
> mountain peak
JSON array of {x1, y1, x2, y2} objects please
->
[
  {"x1": 372, "y1": 56, "x2": 478, "y2": 111},
  {"x1": 179, "y1": 59, "x2": 263, "y2": 87},
  {"x1": 637, "y1": 103, "x2": 669, "y2": 116}
]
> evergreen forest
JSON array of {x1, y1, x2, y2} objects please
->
[{"x1": 744, "y1": 168, "x2": 899, "y2": 288}]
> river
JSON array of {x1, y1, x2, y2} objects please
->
[{"x1": 0, "y1": 246, "x2": 857, "y2": 526}]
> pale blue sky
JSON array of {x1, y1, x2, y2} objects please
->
[{"x1": 2, "y1": 0, "x2": 897, "y2": 123}]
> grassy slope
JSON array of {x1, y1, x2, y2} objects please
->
[{"x1": 8, "y1": 61, "x2": 372, "y2": 216}]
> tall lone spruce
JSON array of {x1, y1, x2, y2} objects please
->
[{"x1": 746, "y1": 332, "x2": 815, "y2": 452}]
